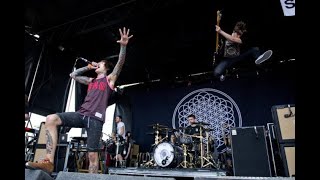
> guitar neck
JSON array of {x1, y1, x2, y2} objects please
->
[
  {"x1": 215, "y1": 33, "x2": 219, "y2": 52},
  {"x1": 215, "y1": 21, "x2": 220, "y2": 52}
]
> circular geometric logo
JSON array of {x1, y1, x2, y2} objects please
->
[{"x1": 172, "y1": 88, "x2": 242, "y2": 153}]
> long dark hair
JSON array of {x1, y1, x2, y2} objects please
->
[{"x1": 233, "y1": 21, "x2": 247, "y2": 36}]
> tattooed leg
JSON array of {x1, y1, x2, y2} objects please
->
[
  {"x1": 45, "y1": 130, "x2": 53, "y2": 154},
  {"x1": 45, "y1": 114, "x2": 62, "y2": 163},
  {"x1": 88, "y1": 152, "x2": 99, "y2": 173},
  {"x1": 89, "y1": 164, "x2": 98, "y2": 173}
]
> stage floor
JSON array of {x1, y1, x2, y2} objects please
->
[
  {"x1": 109, "y1": 167, "x2": 226, "y2": 178},
  {"x1": 108, "y1": 167, "x2": 295, "y2": 180}
]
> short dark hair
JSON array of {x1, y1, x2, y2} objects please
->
[
  {"x1": 187, "y1": 114, "x2": 196, "y2": 119},
  {"x1": 100, "y1": 59, "x2": 114, "y2": 71},
  {"x1": 117, "y1": 115, "x2": 122, "y2": 120}
]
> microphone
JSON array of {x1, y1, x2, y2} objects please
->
[{"x1": 77, "y1": 57, "x2": 92, "y2": 64}]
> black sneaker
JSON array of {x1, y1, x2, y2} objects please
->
[{"x1": 255, "y1": 50, "x2": 273, "y2": 64}]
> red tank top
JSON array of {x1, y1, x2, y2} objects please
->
[{"x1": 77, "y1": 76, "x2": 114, "y2": 122}]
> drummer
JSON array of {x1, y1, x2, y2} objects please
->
[
  {"x1": 184, "y1": 114, "x2": 204, "y2": 160},
  {"x1": 184, "y1": 114, "x2": 200, "y2": 140}
]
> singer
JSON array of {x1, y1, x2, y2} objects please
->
[{"x1": 26, "y1": 27, "x2": 133, "y2": 174}]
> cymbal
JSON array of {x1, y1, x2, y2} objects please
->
[
  {"x1": 173, "y1": 126, "x2": 188, "y2": 130},
  {"x1": 148, "y1": 123, "x2": 168, "y2": 128},
  {"x1": 159, "y1": 127, "x2": 173, "y2": 132},
  {"x1": 146, "y1": 132, "x2": 166, "y2": 135}
]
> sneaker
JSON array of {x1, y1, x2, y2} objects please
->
[
  {"x1": 25, "y1": 158, "x2": 54, "y2": 174},
  {"x1": 220, "y1": 74, "x2": 225, "y2": 81},
  {"x1": 255, "y1": 50, "x2": 273, "y2": 64}
]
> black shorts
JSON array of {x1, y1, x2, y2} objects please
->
[{"x1": 56, "y1": 112, "x2": 103, "y2": 152}]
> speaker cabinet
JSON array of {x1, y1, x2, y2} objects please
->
[
  {"x1": 231, "y1": 126, "x2": 271, "y2": 177},
  {"x1": 271, "y1": 104, "x2": 295, "y2": 144},
  {"x1": 33, "y1": 122, "x2": 71, "y2": 173},
  {"x1": 280, "y1": 143, "x2": 295, "y2": 177}
]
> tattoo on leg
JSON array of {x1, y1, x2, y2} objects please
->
[
  {"x1": 46, "y1": 130, "x2": 53, "y2": 154},
  {"x1": 89, "y1": 165, "x2": 98, "y2": 173}
]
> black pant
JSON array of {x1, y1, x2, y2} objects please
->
[{"x1": 213, "y1": 47, "x2": 261, "y2": 77}]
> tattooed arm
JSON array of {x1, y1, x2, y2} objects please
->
[
  {"x1": 108, "y1": 27, "x2": 133, "y2": 87},
  {"x1": 70, "y1": 66, "x2": 95, "y2": 85}
]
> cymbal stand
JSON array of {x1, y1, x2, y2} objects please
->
[
  {"x1": 144, "y1": 158, "x2": 154, "y2": 167},
  {"x1": 145, "y1": 129, "x2": 159, "y2": 167},
  {"x1": 202, "y1": 131, "x2": 219, "y2": 168},
  {"x1": 115, "y1": 135, "x2": 121, "y2": 167},
  {"x1": 199, "y1": 126, "x2": 204, "y2": 167},
  {"x1": 155, "y1": 130, "x2": 160, "y2": 145},
  {"x1": 178, "y1": 143, "x2": 194, "y2": 168},
  {"x1": 158, "y1": 128, "x2": 169, "y2": 143},
  {"x1": 143, "y1": 153, "x2": 154, "y2": 167}
]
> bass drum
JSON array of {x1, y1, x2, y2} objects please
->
[{"x1": 153, "y1": 142, "x2": 179, "y2": 168}]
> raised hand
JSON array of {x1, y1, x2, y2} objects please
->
[{"x1": 117, "y1": 27, "x2": 133, "y2": 46}]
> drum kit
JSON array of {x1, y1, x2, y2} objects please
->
[{"x1": 143, "y1": 122, "x2": 220, "y2": 169}]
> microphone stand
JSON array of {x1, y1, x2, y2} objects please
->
[{"x1": 115, "y1": 135, "x2": 120, "y2": 167}]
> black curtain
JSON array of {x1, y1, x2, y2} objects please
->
[{"x1": 29, "y1": 45, "x2": 74, "y2": 116}]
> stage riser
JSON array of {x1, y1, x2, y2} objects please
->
[
  {"x1": 56, "y1": 171, "x2": 175, "y2": 180},
  {"x1": 25, "y1": 169, "x2": 54, "y2": 180}
]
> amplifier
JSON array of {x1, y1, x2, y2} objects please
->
[
  {"x1": 231, "y1": 126, "x2": 272, "y2": 177},
  {"x1": 271, "y1": 104, "x2": 295, "y2": 144}
]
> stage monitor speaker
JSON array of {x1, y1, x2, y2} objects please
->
[
  {"x1": 231, "y1": 126, "x2": 271, "y2": 177},
  {"x1": 33, "y1": 122, "x2": 71, "y2": 173},
  {"x1": 25, "y1": 169, "x2": 54, "y2": 180},
  {"x1": 56, "y1": 172, "x2": 175, "y2": 180},
  {"x1": 271, "y1": 104, "x2": 295, "y2": 144},
  {"x1": 33, "y1": 122, "x2": 46, "y2": 162},
  {"x1": 280, "y1": 143, "x2": 295, "y2": 177}
]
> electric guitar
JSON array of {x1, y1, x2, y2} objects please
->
[{"x1": 213, "y1": 10, "x2": 223, "y2": 66}]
